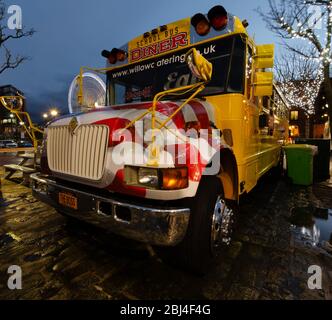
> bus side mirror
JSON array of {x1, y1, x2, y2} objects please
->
[
  {"x1": 254, "y1": 44, "x2": 274, "y2": 69},
  {"x1": 254, "y1": 72, "x2": 273, "y2": 97},
  {"x1": 186, "y1": 48, "x2": 213, "y2": 82}
]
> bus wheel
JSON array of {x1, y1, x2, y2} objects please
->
[
  {"x1": 211, "y1": 195, "x2": 233, "y2": 249},
  {"x1": 156, "y1": 176, "x2": 234, "y2": 275}
]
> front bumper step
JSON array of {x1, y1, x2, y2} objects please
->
[{"x1": 31, "y1": 173, "x2": 190, "y2": 246}]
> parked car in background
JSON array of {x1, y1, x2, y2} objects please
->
[
  {"x1": 17, "y1": 140, "x2": 33, "y2": 147},
  {"x1": 0, "y1": 140, "x2": 18, "y2": 148}
]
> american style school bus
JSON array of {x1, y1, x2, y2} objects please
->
[{"x1": 32, "y1": 5, "x2": 289, "y2": 273}]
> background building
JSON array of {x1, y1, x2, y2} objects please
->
[
  {"x1": 289, "y1": 107, "x2": 311, "y2": 139},
  {"x1": 0, "y1": 85, "x2": 26, "y2": 140}
]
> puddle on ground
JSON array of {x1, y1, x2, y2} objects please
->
[
  {"x1": 290, "y1": 206, "x2": 332, "y2": 249},
  {"x1": 0, "y1": 192, "x2": 7, "y2": 207},
  {"x1": 0, "y1": 232, "x2": 21, "y2": 246},
  {"x1": 0, "y1": 233, "x2": 15, "y2": 246},
  {"x1": 23, "y1": 253, "x2": 41, "y2": 262}
]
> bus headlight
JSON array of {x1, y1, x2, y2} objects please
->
[
  {"x1": 161, "y1": 167, "x2": 188, "y2": 190},
  {"x1": 124, "y1": 166, "x2": 188, "y2": 190},
  {"x1": 138, "y1": 167, "x2": 159, "y2": 188}
]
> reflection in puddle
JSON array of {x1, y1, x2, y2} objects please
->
[
  {"x1": 290, "y1": 207, "x2": 332, "y2": 248},
  {"x1": 0, "y1": 189, "x2": 6, "y2": 207}
]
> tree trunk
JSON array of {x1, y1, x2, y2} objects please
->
[{"x1": 322, "y1": 65, "x2": 332, "y2": 137}]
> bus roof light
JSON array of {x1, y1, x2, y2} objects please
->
[
  {"x1": 242, "y1": 19, "x2": 249, "y2": 28},
  {"x1": 191, "y1": 13, "x2": 211, "y2": 36},
  {"x1": 101, "y1": 50, "x2": 111, "y2": 58},
  {"x1": 108, "y1": 48, "x2": 119, "y2": 64},
  {"x1": 208, "y1": 5, "x2": 228, "y2": 31},
  {"x1": 102, "y1": 48, "x2": 127, "y2": 64},
  {"x1": 101, "y1": 48, "x2": 118, "y2": 64},
  {"x1": 115, "y1": 49, "x2": 128, "y2": 62}
]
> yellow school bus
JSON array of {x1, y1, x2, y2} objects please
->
[{"x1": 32, "y1": 5, "x2": 289, "y2": 274}]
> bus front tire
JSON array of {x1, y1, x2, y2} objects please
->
[{"x1": 156, "y1": 176, "x2": 234, "y2": 275}]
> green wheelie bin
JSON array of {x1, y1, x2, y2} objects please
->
[{"x1": 283, "y1": 144, "x2": 318, "y2": 186}]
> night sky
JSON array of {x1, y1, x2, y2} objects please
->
[{"x1": 1, "y1": 0, "x2": 279, "y2": 121}]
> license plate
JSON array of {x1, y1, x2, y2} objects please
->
[{"x1": 58, "y1": 192, "x2": 78, "y2": 210}]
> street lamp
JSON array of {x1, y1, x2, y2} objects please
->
[
  {"x1": 50, "y1": 109, "x2": 58, "y2": 117},
  {"x1": 43, "y1": 113, "x2": 48, "y2": 119}
]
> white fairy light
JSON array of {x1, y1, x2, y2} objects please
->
[{"x1": 278, "y1": 68, "x2": 323, "y2": 114}]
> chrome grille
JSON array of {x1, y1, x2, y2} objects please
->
[{"x1": 47, "y1": 125, "x2": 109, "y2": 181}]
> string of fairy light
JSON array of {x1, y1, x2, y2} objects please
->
[
  {"x1": 277, "y1": 71, "x2": 323, "y2": 114},
  {"x1": 274, "y1": 0, "x2": 332, "y2": 114}
]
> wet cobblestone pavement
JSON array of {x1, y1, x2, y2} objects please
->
[{"x1": 0, "y1": 166, "x2": 331, "y2": 300}]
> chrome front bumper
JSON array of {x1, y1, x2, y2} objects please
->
[{"x1": 30, "y1": 173, "x2": 190, "y2": 246}]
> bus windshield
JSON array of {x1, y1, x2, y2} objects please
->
[{"x1": 107, "y1": 34, "x2": 245, "y2": 105}]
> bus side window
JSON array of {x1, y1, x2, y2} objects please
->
[
  {"x1": 263, "y1": 96, "x2": 270, "y2": 109},
  {"x1": 269, "y1": 109, "x2": 274, "y2": 136},
  {"x1": 246, "y1": 46, "x2": 253, "y2": 100}
]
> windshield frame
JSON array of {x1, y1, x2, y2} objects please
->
[{"x1": 106, "y1": 33, "x2": 247, "y2": 106}]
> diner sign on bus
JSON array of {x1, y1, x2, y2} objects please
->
[
  {"x1": 128, "y1": 18, "x2": 191, "y2": 63},
  {"x1": 111, "y1": 42, "x2": 217, "y2": 79}
]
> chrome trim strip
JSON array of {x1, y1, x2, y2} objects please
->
[{"x1": 31, "y1": 173, "x2": 190, "y2": 246}]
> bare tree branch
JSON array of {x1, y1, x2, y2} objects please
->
[
  {"x1": 257, "y1": 0, "x2": 325, "y2": 54},
  {"x1": 258, "y1": 0, "x2": 332, "y2": 127},
  {"x1": 0, "y1": 28, "x2": 35, "y2": 46},
  {"x1": 275, "y1": 51, "x2": 322, "y2": 114},
  {"x1": 0, "y1": 0, "x2": 35, "y2": 74},
  {"x1": 0, "y1": 45, "x2": 27, "y2": 73}
]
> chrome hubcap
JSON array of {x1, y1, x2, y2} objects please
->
[{"x1": 211, "y1": 196, "x2": 233, "y2": 249}]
